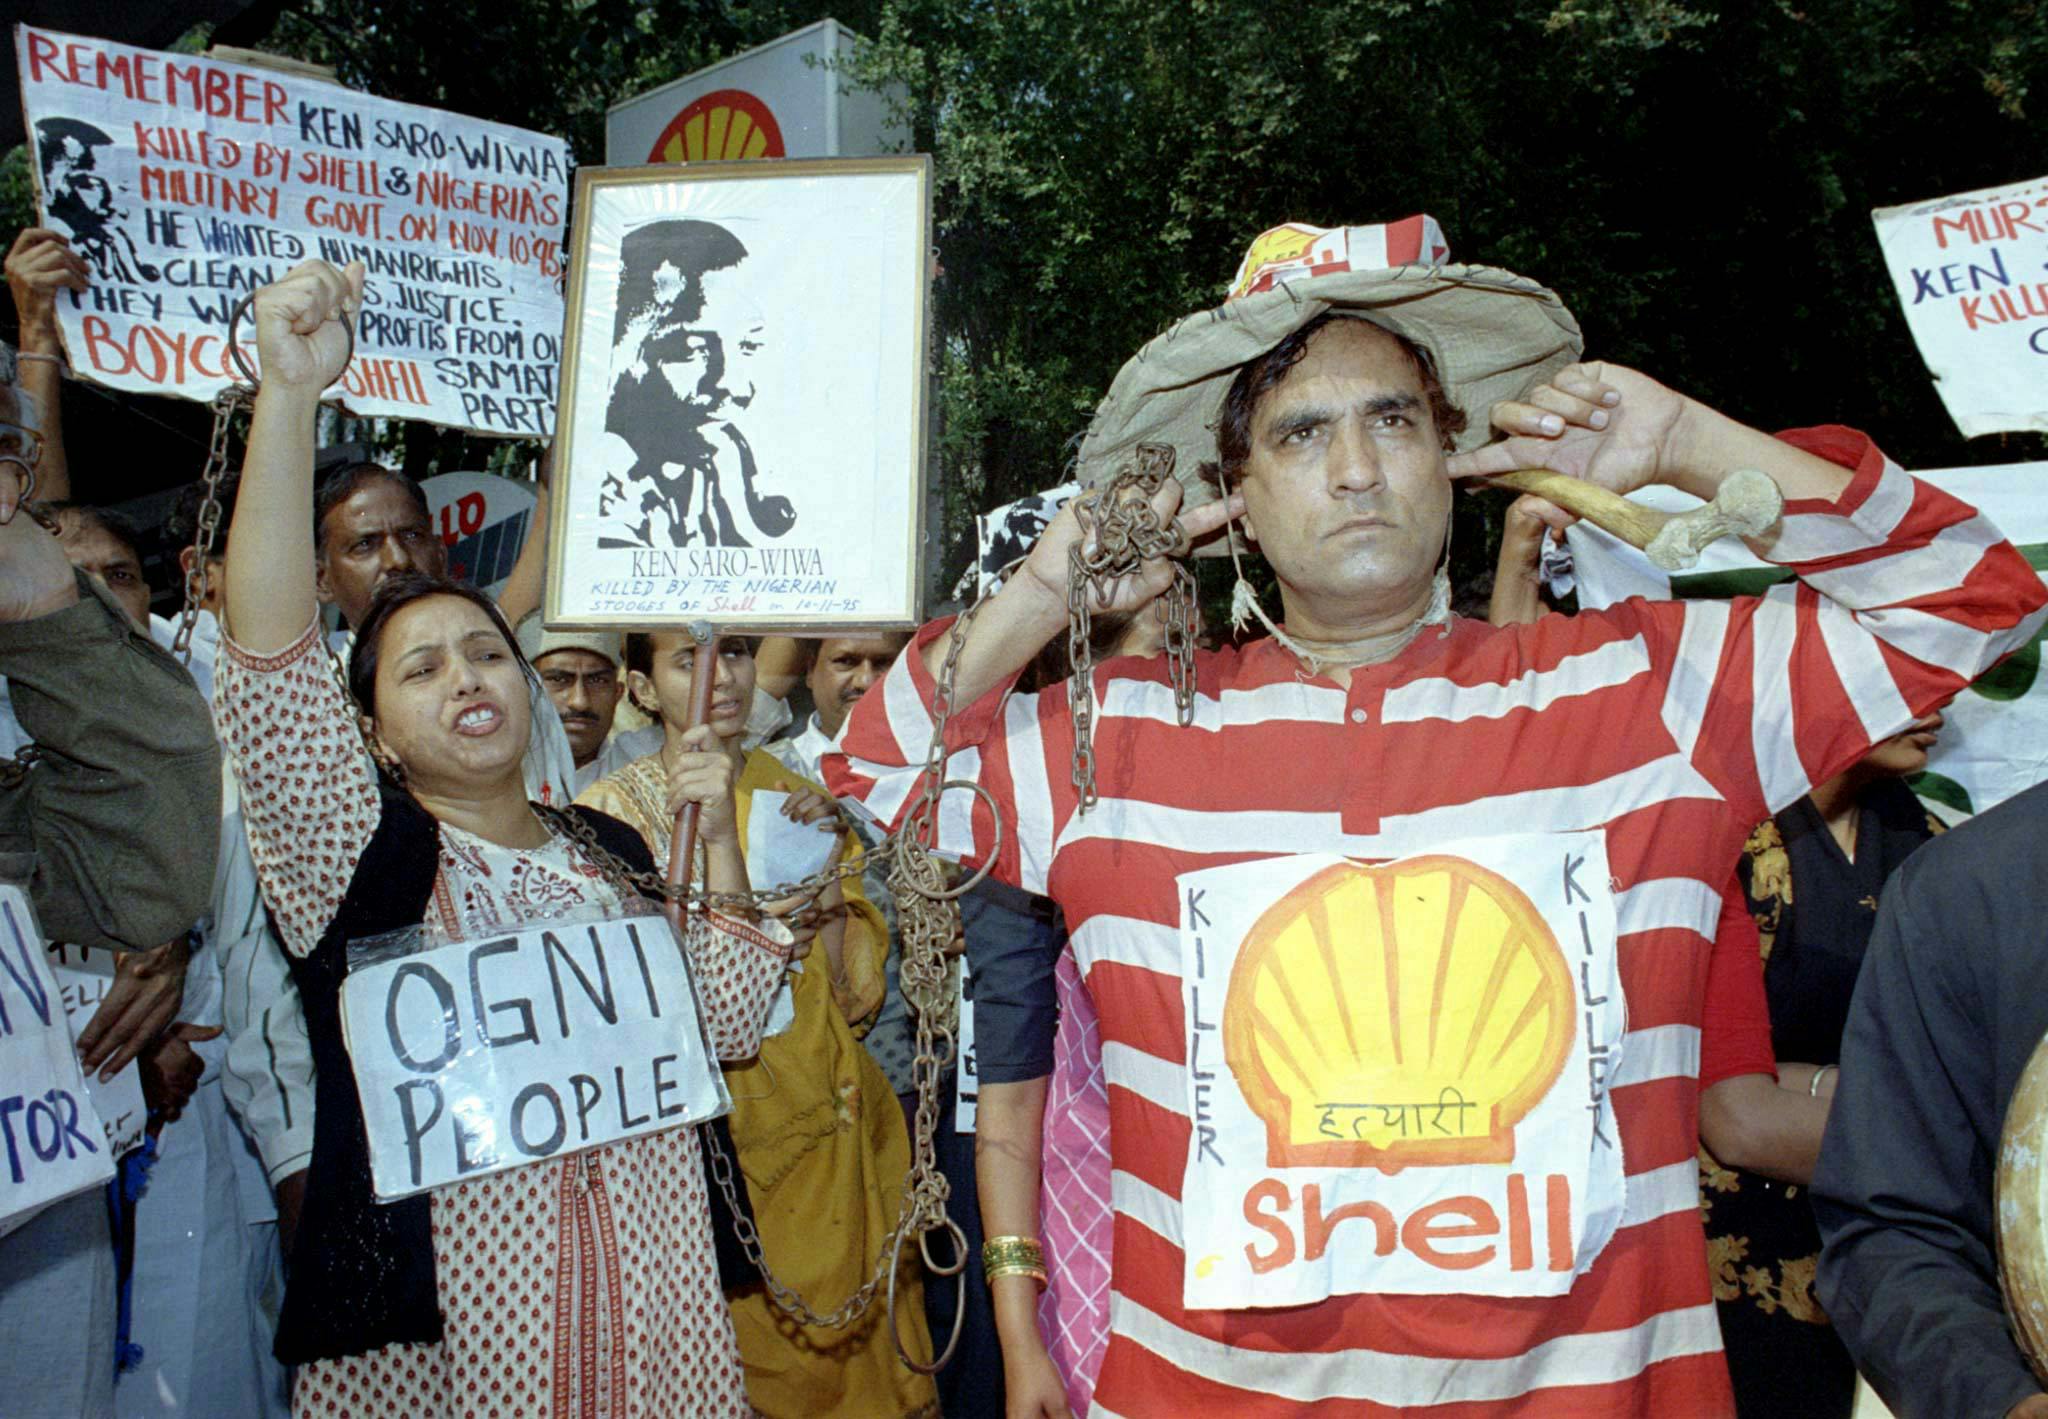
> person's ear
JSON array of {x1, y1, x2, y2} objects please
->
[
  {"x1": 177, "y1": 546, "x2": 196, "y2": 577},
  {"x1": 361, "y1": 714, "x2": 405, "y2": 783},
  {"x1": 626, "y1": 668, "x2": 659, "y2": 717},
  {"x1": 313, "y1": 552, "x2": 336, "y2": 606}
]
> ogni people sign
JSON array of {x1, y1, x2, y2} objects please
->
[
  {"x1": 340, "y1": 912, "x2": 728, "y2": 1200},
  {"x1": 0, "y1": 885, "x2": 116, "y2": 1236},
  {"x1": 546, "y1": 157, "x2": 931, "y2": 629},
  {"x1": 13, "y1": 24, "x2": 571, "y2": 436}
]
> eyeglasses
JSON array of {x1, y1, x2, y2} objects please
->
[{"x1": 0, "y1": 423, "x2": 45, "y2": 472}]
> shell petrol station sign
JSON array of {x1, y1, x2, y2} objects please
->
[{"x1": 605, "y1": 18, "x2": 909, "y2": 166}]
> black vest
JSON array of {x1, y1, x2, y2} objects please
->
[{"x1": 274, "y1": 786, "x2": 758, "y2": 1366}]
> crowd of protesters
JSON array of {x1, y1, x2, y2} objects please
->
[{"x1": 5, "y1": 205, "x2": 2048, "y2": 1419}]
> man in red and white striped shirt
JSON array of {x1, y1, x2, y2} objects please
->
[{"x1": 827, "y1": 224, "x2": 2047, "y2": 1416}]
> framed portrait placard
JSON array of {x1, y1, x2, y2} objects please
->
[{"x1": 546, "y1": 156, "x2": 931, "y2": 630}]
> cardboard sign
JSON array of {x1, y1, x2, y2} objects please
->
[
  {"x1": 15, "y1": 24, "x2": 570, "y2": 436},
  {"x1": 341, "y1": 913, "x2": 726, "y2": 1200},
  {"x1": 1564, "y1": 467, "x2": 2048, "y2": 822},
  {"x1": 1872, "y1": 174, "x2": 2048, "y2": 438},
  {"x1": 421, "y1": 471, "x2": 537, "y2": 598},
  {"x1": 46, "y1": 943, "x2": 148, "y2": 1160},
  {"x1": 0, "y1": 886, "x2": 116, "y2": 1236},
  {"x1": 1176, "y1": 836, "x2": 1627, "y2": 1308}
]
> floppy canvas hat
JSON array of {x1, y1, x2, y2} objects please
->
[{"x1": 1075, "y1": 216, "x2": 1585, "y2": 553}]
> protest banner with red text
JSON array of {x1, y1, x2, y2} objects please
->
[
  {"x1": 1872, "y1": 173, "x2": 2048, "y2": 438},
  {"x1": 14, "y1": 24, "x2": 569, "y2": 436}
]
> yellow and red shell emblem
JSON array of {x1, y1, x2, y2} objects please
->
[
  {"x1": 1228, "y1": 223, "x2": 1326, "y2": 300},
  {"x1": 1223, "y1": 857, "x2": 1575, "y2": 1174},
  {"x1": 648, "y1": 89, "x2": 786, "y2": 163}
]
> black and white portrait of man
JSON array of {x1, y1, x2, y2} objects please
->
[
  {"x1": 35, "y1": 118, "x2": 159, "y2": 286},
  {"x1": 976, "y1": 484, "x2": 1078, "y2": 597},
  {"x1": 598, "y1": 218, "x2": 795, "y2": 549}
]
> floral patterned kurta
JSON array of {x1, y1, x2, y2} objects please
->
[{"x1": 214, "y1": 622, "x2": 789, "y2": 1419}]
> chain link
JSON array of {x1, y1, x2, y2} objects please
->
[
  {"x1": 171, "y1": 385, "x2": 255, "y2": 663},
  {"x1": 536, "y1": 797, "x2": 960, "y2": 1342},
  {"x1": 526, "y1": 445, "x2": 1198, "y2": 1360},
  {"x1": 1064, "y1": 443, "x2": 1198, "y2": 810}
]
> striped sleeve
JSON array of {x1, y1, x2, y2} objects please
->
[
  {"x1": 1627, "y1": 427, "x2": 2047, "y2": 823},
  {"x1": 827, "y1": 615, "x2": 1064, "y2": 895}
]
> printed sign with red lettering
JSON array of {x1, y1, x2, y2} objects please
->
[
  {"x1": 13, "y1": 24, "x2": 569, "y2": 436},
  {"x1": 1872, "y1": 173, "x2": 2048, "y2": 438},
  {"x1": 1175, "y1": 835, "x2": 1627, "y2": 1307},
  {"x1": 421, "y1": 471, "x2": 536, "y2": 598}
]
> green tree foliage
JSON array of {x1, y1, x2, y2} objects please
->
[
  {"x1": 8, "y1": 1, "x2": 2045, "y2": 606},
  {"x1": 846, "y1": 0, "x2": 2048, "y2": 597}
]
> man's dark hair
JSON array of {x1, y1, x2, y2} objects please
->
[
  {"x1": 314, "y1": 462, "x2": 430, "y2": 551},
  {"x1": 34, "y1": 117, "x2": 112, "y2": 178},
  {"x1": 347, "y1": 573, "x2": 534, "y2": 719},
  {"x1": 32, "y1": 500, "x2": 144, "y2": 564},
  {"x1": 612, "y1": 220, "x2": 749, "y2": 345},
  {"x1": 1205, "y1": 312, "x2": 1468, "y2": 492},
  {"x1": 165, "y1": 474, "x2": 243, "y2": 550},
  {"x1": 795, "y1": 631, "x2": 911, "y2": 678}
]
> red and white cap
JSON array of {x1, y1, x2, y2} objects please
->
[{"x1": 1228, "y1": 216, "x2": 1452, "y2": 300}]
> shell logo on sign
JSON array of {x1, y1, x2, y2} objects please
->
[
  {"x1": 1223, "y1": 857, "x2": 1576, "y2": 1174},
  {"x1": 647, "y1": 88, "x2": 787, "y2": 163}
]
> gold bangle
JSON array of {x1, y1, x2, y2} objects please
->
[
  {"x1": 982, "y1": 1235, "x2": 1046, "y2": 1277},
  {"x1": 984, "y1": 1261, "x2": 1048, "y2": 1289}
]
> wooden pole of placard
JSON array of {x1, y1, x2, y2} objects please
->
[{"x1": 663, "y1": 622, "x2": 720, "y2": 924}]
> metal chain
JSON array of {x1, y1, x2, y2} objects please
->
[
  {"x1": 1064, "y1": 442, "x2": 1199, "y2": 810},
  {"x1": 171, "y1": 385, "x2": 254, "y2": 663},
  {"x1": 537, "y1": 797, "x2": 962, "y2": 1342},
  {"x1": 536, "y1": 800, "x2": 884, "y2": 917},
  {"x1": 527, "y1": 449, "x2": 1197, "y2": 1357}
]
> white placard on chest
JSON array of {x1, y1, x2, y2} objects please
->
[
  {"x1": 1176, "y1": 834, "x2": 1629, "y2": 1309},
  {"x1": 342, "y1": 913, "x2": 727, "y2": 1200}
]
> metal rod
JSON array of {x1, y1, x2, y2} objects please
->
[{"x1": 664, "y1": 623, "x2": 720, "y2": 916}]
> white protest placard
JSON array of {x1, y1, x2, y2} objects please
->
[
  {"x1": 15, "y1": 24, "x2": 571, "y2": 436},
  {"x1": 47, "y1": 943, "x2": 148, "y2": 1160},
  {"x1": 340, "y1": 913, "x2": 727, "y2": 1200},
  {"x1": 1565, "y1": 467, "x2": 2048, "y2": 821},
  {"x1": 1872, "y1": 174, "x2": 2048, "y2": 438},
  {"x1": 1176, "y1": 836, "x2": 1627, "y2": 1309},
  {"x1": 0, "y1": 886, "x2": 117, "y2": 1236},
  {"x1": 422, "y1": 471, "x2": 537, "y2": 599}
]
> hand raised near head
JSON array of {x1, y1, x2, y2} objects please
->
[
  {"x1": 1018, "y1": 474, "x2": 1242, "y2": 619},
  {"x1": 1448, "y1": 362, "x2": 1698, "y2": 498},
  {"x1": 252, "y1": 259, "x2": 363, "y2": 393}
]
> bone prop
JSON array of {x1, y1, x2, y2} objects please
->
[{"x1": 1477, "y1": 468, "x2": 1784, "y2": 572}]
